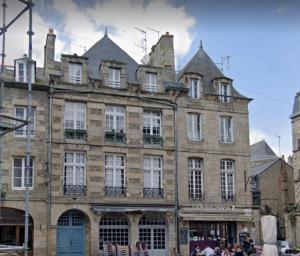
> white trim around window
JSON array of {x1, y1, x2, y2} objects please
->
[
  {"x1": 145, "y1": 72, "x2": 157, "y2": 92},
  {"x1": 104, "y1": 154, "x2": 126, "y2": 188},
  {"x1": 143, "y1": 156, "x2": 162, "y2": 189},
  {"x1": 64, "y1": 152, "x2": 86, "y2": 186},
  {"x1": 219, "y1": 116, "x2": 233, "y2": 143},
  {"x1": 143, "y1": 111, "x2": 162, "y2": 136},
  {"x1": 105, "y1": 105, "x2": 125, "y2": 132},
  {"x1": 108, "y1": 68, "x2": 121, "y2": 88},
  {"x1": 220, "y1": 159, "x2": 235, "y2": 200},
  {"x1": 12, "y1": 157, "x2": 34, "y2": 190},
  {"x1": 219, "y1": 83, "x2": 231, "y2": 103},
  {"x1": 64, "y1": 102, "x2": 86, "y2": 130},
  {"x1": 188, "y1": 158, "x2": 203, "y2": 200},
  {"x1": 14, "y1": 106, "x2": 35, "y2": 138},
  {"x1": 69, "y1": 63, "x2": 82, "y2": 84},
  {"x1": 187, "y1": 113, "x2": 202, "y2": 141},
  {"x1": 189, "y1": 78, "x2": 200, "y2": 99},
  {"x1": 15, "y1": 60, "x2": 35, "y2": 83}
]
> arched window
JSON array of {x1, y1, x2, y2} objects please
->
[
  {"x1": 57, "y1": 209, "x2": 85, "y2": 227},
  {"x1": 99, "y1": 214, "x2": 129, "y2": 249}
]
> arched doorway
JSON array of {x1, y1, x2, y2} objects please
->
[
  {"x1": 99, "y1": 213, "x2": 129, "y2": 250},
  {"x1": 56, "y1": 209, "x2": 86, "y2": 256},
  {"x1": 138, "y1": 214, "x2": 167, "y2": 256}
]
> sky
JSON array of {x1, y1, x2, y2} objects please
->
[{"x1": 3, "y1": 0, "x2": 300, "y2": 158}]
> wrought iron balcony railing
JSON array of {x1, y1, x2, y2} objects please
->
[
  {"x1": 221, "y1": 193, "x2": 236, "y2": 202},
  {"x1": 189, "y1": 192, "x2": 204, "y2": 201},
  {"x1": 105, "y1": 186, "x2": 126, "y2": 197},
  {"x1": 105, "y1": 131, "x2": 126, "y2": 144},
  {"x1": 64, "y1": 184, "x2": 86, "y2": 195},
  {"x1": 143, "y1": 187, "x2": 164, "y2": 198},
  {"x1": 143, "y1": 134, "x2": 163, "y2": 145},
  {"x1": 64, "y1": 129, "x2": 87, "y2": 140}
]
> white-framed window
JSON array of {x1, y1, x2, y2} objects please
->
[
  {"x1": 64, "y1": 152, "x2": 85, "y2": 186},
  {"x1": 69, "y1": 63, "x2": 82, "y2": 84},
  {"x1": 15, "y1": 60, "x2": 35, "y2": 83},
  {"x1": 105, "y1": 154, "x2": 125, "y2": 188},
  {"x1": 14, "y1": 106, "x2": 35, "y2": 138},
  {"x1": 220, "y1": 116, "x2": 233, "y2": 143},
  {"x1": 144, "y1": 156, "x2": 162, "y2": 189},
  {"x1": 143, "y1": 111, "x2": 161, "y2": 136},
  {"x1": 189, "y1": 78, "x2": 200, "y2": 99},
  {"x1": 105, "y1": 106, "x2": 125, "y2": 132},
  {"x1": 187, "y1": 113, "x2": 202, "y2": 141},
  {"x1": 64, "y1": 102, "x2": 86, "y2": 130},
  {"x1": 219, "y1": 83, "x2": 230, "y2": 103},
  {"x1": 12, "y1": 157, "x2": 33, "y2": 189},
  {"x1": 220, "y1": 159, "x2": 235, "y2": 200},
  {"x1": 108, "y1": 68, "x2": 121, "y2": 88},
  {"x1": 145, "y1": 72, "x2": 157, "y2": 92},
  {"x1": 188, "y1": 158, "x2": 203, "y2": 200}
]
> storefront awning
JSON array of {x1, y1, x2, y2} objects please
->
[
  {"x1": 180, "y1": 213, "x2": 253, "y2": 222},
  {"x1": 90, "y1": 203, "x2": 176, "y2": 214}
]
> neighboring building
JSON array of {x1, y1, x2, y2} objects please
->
[
  {"x1": 249, "y1": 140, "x2": 295, "y2": 244},
  {"x1": 290, "y1": 93, "x2": 300, "y2": 246},
  {"x1": 0, "y1": 28, "x2": 254, "y2": 256}
]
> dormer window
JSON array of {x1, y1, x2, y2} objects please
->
[
  {"x1": 15, "y1": 57, "x2": 35, "y2": 83},
  {"x1": 69, "y1": 63, "x2": 82, "y2": 84},
  {"x1": 109, "y1": 68, "x2": 121, "y2": 88},
  {"x1": 189, "y1": 78, "x2": 200, "y2": 99},
  {"x1": 145, "y1": 72, "x2": 157, "y2": 92},
  {"x1": 219, "y1": 83, "x2": 230, "y2": 103}
]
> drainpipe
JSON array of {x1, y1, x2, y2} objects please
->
[{"x1": 47, "y1": 82, "x2": 53, "y2": 256}]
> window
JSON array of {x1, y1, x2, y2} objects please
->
[
  {"x1": 108, "y1": 68, "x2": 121, "y2": 88},
  {"x1": 188, "y1": 158, "x2": 203, "y2": 200},
  {"x1": 145, "y1": 72, "x2": 157, "y2": 92},
  {"x1": 64, "y1": 152, "x2": 86, "y2": 195},
  {"x1": 143, "y1": 111, "x2": 163, "y2": 145},
  {"x1": 220, "y1": 116, "x2": 233, "y2": 143},
  {"x1": 99, "y1": 214, "x2": 129, "y2": 250},
  {"x1": 220, "y1": 160, "x2": 235, "y2": 200},
  {"x1": 219, "y1": 83, "x2": 230, "y2": 103},
  {"x1": 105, "y1": 154, "x2": 126, "y2": 196},
  {"x1": 144, "y1": 156, "x2": 163, "y2": 197},
  {"x1": 189, "y1": 78, "x2": 200, "y2": 99},
  {"x1": 64, "y1": 102, "x2": 86, "y2": 139},
  {"x1": 14, "y1": 106, "x2": 35, "y2": 137},
  {"x1": 12, "y1": 157, "x2": 33, "y2": 189},
  {"x1": 69, "y1": 63, "x2": 82, "y2": 84},
  {"x1": 15, "y1": 60, "x2": 35, "y2": 83},
  {"x1": 187, "y1": 113, "x2": 202, "y2": 141},
  {"x1": 105, "y1": 106, "x2": 125, "y2": 132}
]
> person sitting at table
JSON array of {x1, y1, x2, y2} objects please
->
[
  {"x1": 201, "y1": 245, "x2": 215, "y2": 256},
  {"x1": 191, "y1": 246, "x2": 201, "y2": 256}
]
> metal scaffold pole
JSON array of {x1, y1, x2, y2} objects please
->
[{"x1": 24, "y1": 0, "x2": 34, "y2": 255}]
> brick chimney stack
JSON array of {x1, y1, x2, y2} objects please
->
[{"x1": 44, "y1": 28, "x2": 56, "y2": 71}]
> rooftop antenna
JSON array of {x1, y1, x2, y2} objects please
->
[
  {"x1": 215, "y1": 56, "x2": 231, "y2": 72},
  {"x1": 134, "y1": 26, "x2": 147, "y2": 55},
  {"x1": 147, "y1": 27, "x2": 160, "y2": 41}
]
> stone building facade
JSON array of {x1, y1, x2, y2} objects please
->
[{"x1": 0, "y1": 28, "x2": 254, "y2": 256}]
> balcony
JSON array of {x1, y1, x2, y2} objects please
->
[
  {"x1": 64, "y1": 129, "x2": 87, "y2": 140},
  {"x1": 143, "y1": 135, "x2": 163, "y2": 145},
  {"x1": 105, "y1": 131, "x2": 126, "y2": 144},
  {"x1": 143, "y1": 188, "x2": 164, "y2": 198},
  {"x1": 105, "y1": 186, "x2": 126, "y2": 197},
  {"x1": 64, "y1": 185, "x2": 86, "y2": 195}
]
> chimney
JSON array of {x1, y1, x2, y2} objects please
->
[
  {"x1": 149, "y1": 32, "x2": 175, "y2": 82},
  {"x1": 44, "y1": 28, "x2": 56, "y2": 70}
]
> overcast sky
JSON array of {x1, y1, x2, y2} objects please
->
[{"x1": 3, "y1": 0, "x2": 300, "y2": 158}]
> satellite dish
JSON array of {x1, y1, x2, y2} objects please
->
[{"x1": 141, "y1": 54, "x2": 150, "y2": 65}]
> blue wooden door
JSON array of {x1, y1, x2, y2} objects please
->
[{"x1": 56, "y1": 210, "x2": 85, "y2": 256}]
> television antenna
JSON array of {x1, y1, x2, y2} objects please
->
[
  {"x1": 215, "y1": 55, "x2": 231, "y2": 72},
  {"x1": 134, "y1": 26, "x2": 147, "y2": 55},
  {"x1": 147, "y1": 27, "x2": 160, "y2": 41}
]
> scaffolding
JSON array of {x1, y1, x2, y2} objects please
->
[{"x1": 0, "y1": 0, "x2": 34, "y2": 255}]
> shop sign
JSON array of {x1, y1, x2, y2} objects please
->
[{"x1": 192, "y1": 204, "x2": 235, "y2": 212}]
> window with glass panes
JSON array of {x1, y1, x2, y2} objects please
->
[
  {"x1": 64, "y1": 102, "x2": 86, "y2": 131},
  {"x1": 15, "y1": 61, "x2": 35, "y2": 83},
  {"x1": 144, "y1": 156, "x2": 162, "y2": 189},
  {"x1": 219, "y1": 83, "x2": 230, "y2": 103},
  {"x1": 105, "y1": 155, "x2": 125, "y2": 188},
  {"x1": 105, "y1": 106, "x2": 125, "y2": 132},
  {"x1": 12, "y1": 157, "x2": 33, "y2": 189},
  {"x1": 99, "y1": 214, "x2": 129, "y2": 249},
  {"x1": 188, "y1": 158, "x2": 203, "y2": 199},
  {"x1": 145, "y1": 72, "x2": 157, "y2": 92},
  {"x1": 143, "y1": 111, "x2": 161, "y2": 136},
  {"x1": 189, "y1": 78, "x2": 200, "y2": 99},
  {"x1": 14, "y1": 106, "x2": 35, "y2": 137},
  {"x1": 187, "y1": 113, "x2": 202, "y2": 140},
  {"x1": 220, "y1": 116, "x2": 233, "y2": 143},
  {"x1": 108, "y1": 68, "x2": 121, "y2": 88},
  {"x1": 64, "y1": 152, "x2": 85, "y2": 186},
  {"x1": 220, "y1": 160, "x2": 235, "y2": 200},
  {"x1": 68, "y1": 63, "x2": 82, "y2": 84}
]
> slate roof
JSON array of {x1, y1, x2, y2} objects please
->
[
  {"x1": 163, "y1": 81, "x2": 187, "y2": 91},
  {"x1": 250, "y1": 140, "x2": 279, "y2": 162},
  {"x1": 83, "y1": 34, "x2": 139, "y2": 83},
  {"x1": 249, "y1": 159, "x2": 280, "y2": 176},
  {"x1": 177, "y1": 47, "x2": 249, "y2": 99}
]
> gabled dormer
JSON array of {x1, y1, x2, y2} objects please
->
[
  {"x1": 14, "y1": 54, "x2": 36, "y2": 83},
  {"x1": 137, "y1": 65, "x2": 163, "y2": 93},
  {"x1": 100, "y1": 60, "x2": 126, "y2": 89},
  {"x1": 212, "y1": 77, "x2": 233, "y2": 103}
]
